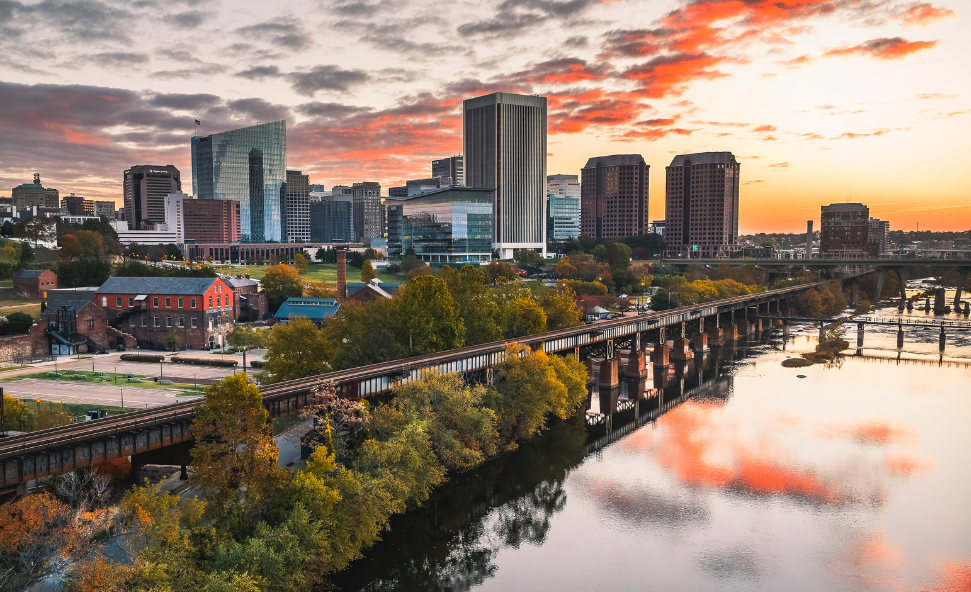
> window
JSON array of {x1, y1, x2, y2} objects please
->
[
  {"x1": 87, "y1": 318, "x2": 94, "y2": 330},
  {"x1": 178, "y1": 315, "x2": 184, "y2": 327},
  {"x1": 153, "y1": 297, "x2": 159, "y2": 308},
  {"x1": 217, "y1": 295, "x2": 221, "y2": 307},
  {"x1": 101, "y1": 297, "x2": 107, "y2": 306},
  {"x1": 166, "y1": 316, "x2": 172, "y2": 328},
  {"x1": 116, "y1": 297, "x2": 121, "y2": 307},
  {"x1": 178, "y1": 297, "x2": 183, "y2": 308},
  {"x1": 141, "y1": 314, "x2": 147, "y2": 327},
  {"x1": 129, "y1": 316, "x2": 134, "y2": 327},
  {"x1": 191, "y1": 316, "x2": 198, "y2": 328},
  {"x1": 154, "y1": 315, "x2": 160, "y2": 328},
  {"x1": 209, "y1": 296, "x2": 213, "y2": 308},
  {"x1": 165, "y1": 297, "x2": 171, "y2": 308},
  {"x1": 191, "y1": 298, "x2": 196, "y2": 308},
  {"x1": 128, "y1": 297, "x2": 134, "y2": 307}
]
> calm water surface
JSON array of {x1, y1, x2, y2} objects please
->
[{"x1": 333, "y1": 296, "x2": 971, "y2": 592}]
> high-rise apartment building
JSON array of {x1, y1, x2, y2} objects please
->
[
  {"x1": 183, "y1": 198, "x2": 241, "y2": 243},
  {"x1": 190, "y1": 120, "x2": 286, "y2": 242},
  {"x1": 310, "y1": 195, "x2": 354, "y2": 242},
  {"x1": 161, "y1": 192, "x2": 187, "y2": 243},
  {"x1": 580, "y1": 155, "x2": 648, "y2": 239},
  {"x1": 464, "y1": 92, "x2": 547, "y2": 258},
  {"x1": 432, "y1": 155, "x2": 464, "y2": 186},
  {"x1": 664, "y1": 152, "x2": 740, "y2": 258},
  {"x1": 547, "y1": 174, "x2": 580, "y2": 240},
  {"x1": 820, "y1": 203, "x2": 869, "y2": 258},
  {"x1": 283, "y1": 170, "x2": 310, "y2": 242},
  {"x1": 12, "y1": 173, "x2": 59, "y2": 209},
  {"x1": 868, "y1": 217, "x2": 890, "y2": 256},
  {"x1": 63, "y1": 193, "x2": 87, "y2": 216},
  {"x1": 123, "y1": 165, "x2": 181, "y2": 230},
  {"x1": 351, "y1": 182, "x2": 382, "y2": 241}
]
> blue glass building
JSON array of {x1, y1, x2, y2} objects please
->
[
  {"x1": 191, "y1": 120, "x2": 286, "y2": 242},
  {"x1": 387, "y1": 188, "x2": 494, "y2": 264}
]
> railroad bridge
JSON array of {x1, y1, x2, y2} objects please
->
[{"x1": 0, "y1": 277, "x2": 860, "y2": 499}]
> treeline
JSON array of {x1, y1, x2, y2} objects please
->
[
  {"x1": 1, "y1": 348, "x2": 589, "y2": 591},
  {"x1": 259, "y1": 264, "x2": 584, "y2": 381}
]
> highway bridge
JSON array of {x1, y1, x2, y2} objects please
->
[{"x1": 0, "y1": 276, "x2": 860, "y2": 499}]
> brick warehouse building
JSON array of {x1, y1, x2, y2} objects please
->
[
  {"x1": 95, "y1": 277, "x2": 235, "y2": 350},
  {"x1": 13, "y1": 269, "x2": 57, "y2": 299}
]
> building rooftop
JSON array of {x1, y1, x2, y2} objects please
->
[
  {"x1": 582, "y1": 154, "x2": 646, "y2": 169},
  {"x1": 96, "y1": 277, "x2": 223, "y2": 295},
  {"x1": 14, "y1": 269, "x2": 50, "y2": 279},
  {"x1": 668, "y1": 152, "x2": 736, "y2": 167},
  {"x1": 822, "y1": 203, "x2": 868, "y2": 210},
  {"x1": 224, "y1": 277, "x2": 259, "y2": 288},
  {"x1": 273, "y1": 298, "x2": 341, "y2": 322},
  {"x1": 388, "y1": 186, "x2": 495, "y2": 202}
]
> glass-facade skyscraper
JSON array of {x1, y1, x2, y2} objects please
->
[
  {"x1": 547, "y1": 174, "x2": 580, "y2": 240},
  {"x1": 387, "y1": 187, "x2": 494, "y2": 264},
  {"x1": 191, "y1": 120, "x2": 286, "y2": 242}
]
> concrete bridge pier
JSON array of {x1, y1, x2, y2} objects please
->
[
  {"x1": 925, "y1": 297, "x2": 931, "y2": 313},
  {"x1": 692, "y1": 332, "x2": 708, "y2": 354},
  {"x1": 939, "y1": 324, "x2": 946, "y2": 353},
  {"x1": 670, "y1": 337, "x2": 694, "y2": 361},
  {"x1": 934, "y1": 288, "x2": 948, "y2": 315},
  {"x1": 598, "y1": 384, "x2": 619, "y2": 417},
  {"x1": 622, "y1": 349, "x2": 648, "y2": 379},
  {"x1": 818, "y1": 322, "x2": 827, "y2": 342},
  {"x1": 897, "y1": 324, "x2": 904, "y2": 350},
  {"x1": 652, "y1": 342, "x2": 670, "y2": 368},
  {"x1": 599, "y1": 357, "x2": 620, "y2": 390},
  {"x1": 955, "y1": 269, "x2": 969, "y2": 309},
  {"x1": 874, "y1": 269, "x2": 887, "y2": 304},
  {"x1": 964, "y1": 302, "x2": 970, "y2": 317},
  {"x1": 736, "y1": 320, "x2": 750, "y2": 336},
  {"x1": 907, "y1": 300, "x2": 914, "y2": 312},
  {"x1": 857, "y1": 322, "x2": 865, "y2": 349}
]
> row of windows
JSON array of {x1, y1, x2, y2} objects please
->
[{"x1": 105, "y1": 294, "x2": 231, "y2": 309}]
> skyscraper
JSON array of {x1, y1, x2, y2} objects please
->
[
  {"x1": 664, "y1": 152, "x2": 740, "y2": 258},
  {"x1": 310, "y1": 195, "x2": 354, "y2": 242},
  {"x1": 432, "y1": 155, "x2": 464, "y2": 186},
  {"x1": 463, "y1": 92, "x2": 547, "y2": 258},
  {"x1": 123, "y1": 165, "x2": 181, "y2": 230},
  {"x1": 547, "y1": 174, "x2": 580, "y2": 240},
  {"x1": 12, "y1": 173, "x2": 59, "y2": 210},
  {"x1": 820, "y1": 203, "x2": 869, "y2": 258},
  {"x1": 868, "y1": 217, "x2": 890, "y2": 255},
  {"x1": 580, "y1": 155, "x2": 648, "y2": 239},
  {"x1": 284, "y1": 170, "x2": 310, "y2": 242},
  {"x1": 190, "y1": 120, "x2": 286, "y2": 242},
  {"x1": 351, "y1": 181, "x2": 382, "y2": 241}
]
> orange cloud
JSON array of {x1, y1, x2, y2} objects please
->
[
  {"x1": 753, "y1": 124, "x2": 777, "y2": 132},
  {"x1": 920, "y1": 560, "x2": 971, "y2": 591},
  {"x1": 825, "y1": 37, "x2": 939, "y2": 60},
  {"x1": 898, "y1": 3, "x2": 956, "y2": 25},
  {"x1": 885, "y1": 454, "x2": 933, "y2": 475},
  {"x1": 767, "y1": 161, "x2": 789, "y2": 167},
  {"x1": 777, "y1": 54, "x2": 813, "y2": 68},
  {"x1": 622, "y1": 52, "x2": 730, "y2": 97}
]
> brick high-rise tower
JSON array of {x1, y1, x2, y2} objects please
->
[{"x1": 664, "y1": 152, "x2": 740, "y2": 258}]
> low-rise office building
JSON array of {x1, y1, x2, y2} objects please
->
[{"x1": 386, "y1": 187, "x2": 494, "y2": 264}]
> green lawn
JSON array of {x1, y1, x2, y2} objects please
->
[
  {"x1": 214, "y1": 263, "x2": 399, "y2": 285},
  {"x1": 0, "y1": 369, "x2": 207, "y2": 394}
]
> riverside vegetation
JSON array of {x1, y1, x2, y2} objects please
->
[{"x1": 0, "y1": 343, "x2": 588, "y2": 592}]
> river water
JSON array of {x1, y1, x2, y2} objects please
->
[{"x1": 332, "y1": 285, "x2": 971, "y2": 592}]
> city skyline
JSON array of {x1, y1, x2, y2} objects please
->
[{"x1": 0, "y1": 0, "x2": 967, "y2": 233}]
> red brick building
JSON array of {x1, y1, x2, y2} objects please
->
[
  {"x1": 13, "y1": 269, "x2": 57, "y2": 300},
  {"x1": 95, "y1": 277, "x2": 235, "y2": 350},
  {"x1": 183, "y1": 199, "x2": 241, "y2": 242}
]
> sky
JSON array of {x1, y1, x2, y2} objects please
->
[{"x1": 0, "y1": 0, "x2": 968, "y2": 233}]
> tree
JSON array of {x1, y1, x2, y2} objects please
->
[
  {"x1": 6, "y1": 311, "x2": 33, "y2": 334},
  {"x1": 261, "y1": 317, "x2": 332, "y2": 383},
  {"x1": 14, "y1": 216, "x2": 55, "y2": 247},
  {"x1": 515, "y1": 249, "x2": 544, "y2": 269},
  {"x1": 1, "y1": 393, "x2": 28, "y2": 431},
  {"x1": 489, "y1": 344, "x2": 573, "y2": 444},
  {"x1": 190, "y1": 374, "x2": 290, "y2": 518},
  {"x1": 323, "y1": 299, "x2": 407, "y2": 371},
  {"x1": 227, "y1": 325, "x2": 269, "y2": 352},
  {"x1": 502, "y1": 296, "x2": 547, "y2": 338},
  {"x1": 397, "y1": 275, "x2": 464, "y2": 355},
  {"x1": 305, "y1": 281, "x2": 337, "y2": 298},
  {"x1": 165, "y1": 330, "x2": 179, "y2": 351},
  {"x1": 555, "y1": 258, "x2": 577, "y2": 279},
  {"x1": 261, "y1": 264, "x2": 304, "y2": 312},
  {"x1": 57, "y1": 258, "x2": 113, "y2": 288},
  {"x1": 440, "y1": 264, "x2": 501, "y2": 345},
  {"x1": 400, "y1": 252, "x2": 424, "y2": 275},
  {"x1": 539, "y1": 287, "x2": 582, "y2": 331},
  {"x1": 293, "y1": 253, "x2": 310, "y2": 274},
  {"x1": 360, "y1": 259, "x2": 375, "y2": 283}
]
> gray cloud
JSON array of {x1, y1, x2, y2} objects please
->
[
  {"x1": 564, "y1": 35, "x2": 588, "y2": 48},
  {"x1": 236, "y1": 65, "x2": 283, "y2": 81},
  {"x1": 458, "y1": 0, "x2": 597, "y2": 37},
  {"x1": 148, "y1": 92, "x2": 221, "y2": 111},
  {"x1": 235, "y1": 21, "x2": 312, "y2": 52},
  {"x1": 85, "y1": 52, "x2": 150, "y2": 67},
  {"x1": 286, "y1": 65, "x2": 370, "y2": 96},
  {"x1": 167, "y1": 10, "x2": 206, "y2": 28}
]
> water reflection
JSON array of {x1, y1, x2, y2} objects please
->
[{"x1": 333, "y1": 327, "x2": 971, "y2": 592}]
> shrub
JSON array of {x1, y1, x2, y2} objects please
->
[
  {"x1": 248, "y1": 360, "x2": 265, "y2": 368},
  {"x1": 171, "y1": 356, "x2": 238, "y2": 367},
  {"x1": 120, "y1": 354, "x2": 164, "y2": 363},
  {"x1": 6, "y1": 311, "x2": 33, "y2": 334}
]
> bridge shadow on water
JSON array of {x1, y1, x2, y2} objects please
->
[{"x1": 328, "y1": 336, "x2": 770, "y2": 592}]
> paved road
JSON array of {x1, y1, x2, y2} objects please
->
[{"x1": 1, "y1": 378, "x2": 202, "y2": 409}]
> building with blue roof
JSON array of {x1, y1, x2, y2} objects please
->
[{"x1": 273, "y1": 297, "x2": 341, "y2": 327}]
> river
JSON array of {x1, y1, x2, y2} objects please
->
[{"x1": 332, "y1": 285, "x2": 971, "y2": 592}]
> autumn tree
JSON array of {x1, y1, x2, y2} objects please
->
[
  {"x1": 502, "y1": 296, "x2": 547, "y2": 338},
  {"x1": 539, "y1": 286, "x2": 582, "y2": 331},
  {"x1": 555, "y1": 257, "x2": 577, "y2": 279},
  {"x1": 261, "y1": 264, "x2": 304, "y2": 311},
  {"x1": 397, "y1": 275, "x2": 464, "y2": 355},
  {"x1": 261, "y1": 317, "x2": 332, "y2": 383},
  {"x1": 515, "y1": 249, "x2": 544, "y2": 269},
  {"x1": 293, "y1": 252, "x2": 310, "y2": 274},
  {"x1": 360, "y1": 259, "x2": 375, "y2": 283},
  {"x1": 305, "y1": 281, "x2": 337, "y2": 298},
  {"x1": 1, "y1": 393, "x2": 28, "y2": 431},
  {"x1": 190, "y1": 374, "x2": 290, "y2": 518},
  {"x1": 227, "y1": 324, "x2": 269, "y2": 352},
  {"x1": 440, "y1": 264, "x2": 501, "y2": 345},
  {"x1": 323, "y1": 298, "x2": 407, "y2": 370}
]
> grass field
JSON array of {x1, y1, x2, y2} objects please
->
[{"x1": 214, "y1": 262, "x2": 400, "y2": 284}]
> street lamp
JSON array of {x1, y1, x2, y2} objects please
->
[
  {"x1": 120, "y1": 387, "x2": 124, "y2": 410},
  {"x1": 114, "y1": 365, "x2": 117, "y2": 384}
]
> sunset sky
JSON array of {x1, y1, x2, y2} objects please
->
[{"x1": 0, "y1": 0, "x2": 967, "y2": 233}]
